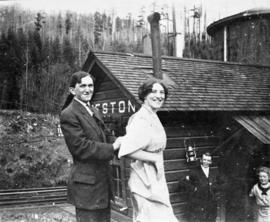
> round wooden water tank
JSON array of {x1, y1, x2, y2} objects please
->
[{"x1": 207, "y1": 8, "x2": 270, "y2": 65}]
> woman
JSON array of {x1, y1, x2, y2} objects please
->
[
  {"x1": 249, "y1": 166, "x2": 270, "y2": 222},
  {"x1": 118, "y1": 78, "x2": 178, "y2": 222}
]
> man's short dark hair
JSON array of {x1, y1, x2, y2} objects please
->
[
  {"x1": 138, "y1": 78, "x2": 168, "y2": 102},
  {"x1": 69, "y1": 71, "x2": 95, "y2": 88},
  {"x1": 202, "y1": 152, "x2": 212, "y2": 158}
]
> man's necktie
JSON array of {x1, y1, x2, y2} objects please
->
[{"x1": 86, "y1": 104, "x2": 106, "y2": 140}]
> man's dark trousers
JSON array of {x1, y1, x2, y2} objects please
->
[{"x1": 76, "y1": 207, "x2": 110, "y2": 222}]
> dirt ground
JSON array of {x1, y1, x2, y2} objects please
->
[
  {"x1": 0, "y1": 109, "x2": 72, "y2": 189},
  {"x1": 0, "y1": 204, "x2": 76, "y2": 222}
]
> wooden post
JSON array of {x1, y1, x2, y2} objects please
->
[{"x1": 223, "y1": 26, "x2": 227, "y2": 62}]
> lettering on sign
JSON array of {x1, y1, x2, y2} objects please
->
[{"x1": 94, "y1": 100, "x2": 136, "y2": 114}]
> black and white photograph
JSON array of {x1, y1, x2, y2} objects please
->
[{"x1": 0, "y1": 0, "x2": 270, "y2": 221}]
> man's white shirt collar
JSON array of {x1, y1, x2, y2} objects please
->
[
  {"x1": 201, "y1": 165, "x2": 209, "y2": 178},
  {"x1": 74, "y1": 98, "x2": 93, "y2": 116}
]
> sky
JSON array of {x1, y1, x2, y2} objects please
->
[{"x1": 1, "y1": 0, "x2": 270, "y2": 25}]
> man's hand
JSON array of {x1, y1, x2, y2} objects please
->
[{"x1": 113, "y1": 136, "x2": 123, "y2": 150}]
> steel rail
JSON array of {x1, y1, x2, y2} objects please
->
[{"x1": 0, "y1": 186, "x2": 67, "y2": 207}]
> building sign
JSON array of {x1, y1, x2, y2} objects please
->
[{"x1": 94, "y1": 99, "x2": 136, "y2": 114}]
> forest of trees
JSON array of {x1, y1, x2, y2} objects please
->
[{"x1": 0, "y1": 4, "x2": 214, "y2": 114}]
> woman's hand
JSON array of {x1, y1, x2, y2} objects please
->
[{"x1": 127, "y1": 150, "x2": 164, "y2": 180}]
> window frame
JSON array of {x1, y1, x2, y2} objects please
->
[{"x1": 110, "y1": 157, "x2": 128, "y2": 214}]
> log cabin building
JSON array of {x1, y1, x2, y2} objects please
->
[{"x1": 81, "y1": 49, "x2": 270, "y2": 222}]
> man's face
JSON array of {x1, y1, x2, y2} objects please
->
[
  {"x1": 70, "y1": 75, "x2": 94, "y2": 103},
  {"x1": 201, "y1": 154, "x2": 212, "y2": 168}
]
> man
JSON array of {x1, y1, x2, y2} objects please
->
[
  {"x1": 186, "y1": 152, "x2": 227, "y2": 222},
  {"x1": 60, "y1": 71, "x2": 121, "y2": 222}
]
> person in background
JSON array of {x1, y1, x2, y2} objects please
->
[
  {"x1": 185, "y1": 152, "x2": 227, "y2": 222},
  {"x1": 60, "y1": 71, "x2": 122, "y2": 222},
  {"x1": 249, "y1": 166, "x2": 270, "y2": 222},
  {"x1": 118, "y1": 78, "x2": 178, "y2": 222}
]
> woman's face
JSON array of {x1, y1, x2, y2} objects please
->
[
  {"x1": 144, "y1": 83, "x2": 165, "y2": 111},
  {"x1": 258, "y1": 172, "x2": 269, "y2": 185}
]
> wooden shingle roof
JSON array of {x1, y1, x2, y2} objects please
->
[
  {"x1": 84, "y1": 51, "x2": 270, "y2": 112},
  {"x1": 234, "y1": 115, "x2": 270, "y2": 144}
]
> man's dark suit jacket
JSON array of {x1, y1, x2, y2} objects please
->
[
  {"x1": 186, "y1": 165, "x2": 227, "y2": 222},
  {"x1": 188, "y1": 166, "x2": 220, "y2": 205},
  {"x1": 60, "y1": 99, "x2": 115, "y2": 210}
]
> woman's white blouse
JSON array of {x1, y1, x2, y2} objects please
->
[
  {"x1": 118, "y1": 105, "x2": 170, "y2": 205},
  {"x1": 119, "y1": 105, "x2": 166, "y2": 156}
]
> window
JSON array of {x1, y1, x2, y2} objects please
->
[
  {"x1": 110, "y1": 157, "x2": 128, "y2": 212},
  {"x1": 104, "y1": 114, "x2": 128, "y2": 213}
]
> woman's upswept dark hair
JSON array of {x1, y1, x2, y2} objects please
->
[
  {"x1": 61, "y1": 71, "x2": 94, "y2": 111},
  {"x1": 138, "y1": 78, "x2": 168, "y2": 102}
]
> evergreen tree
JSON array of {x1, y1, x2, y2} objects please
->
[
  {"x1": 42, "y1": 36, "x2": 50, "y2": 70},
  {"x1": 34, "y1": 12, "x2": 45, "y2": 32},
  {"x1": 30, "y1": 30, "x2": 42, "y2": 71},
  {"x1": 63, "y1": 37, "x2": 76, "y2": 67},
  {"x1": 65, "y1": 12, "x2": 72, "y2": 35},
  {"x1": 0, "y1": 33, "x2": 10, "y2": 109},
  {"x1": 50, "y1": 37, "x2": 62, "y2": 63},
  {"x1": 56, "y1": 13, "x2": 63, "y2": 41},
  {"x1": 115, "y1": 16, "x2": 122, "y2": 32},
  {"x1": 0, "y1": 28, "x2": 23, "y2": 109}
]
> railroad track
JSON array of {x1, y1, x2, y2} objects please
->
[{"x1": 0, "y1": 186, "x2": 67, "y2": 207}]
